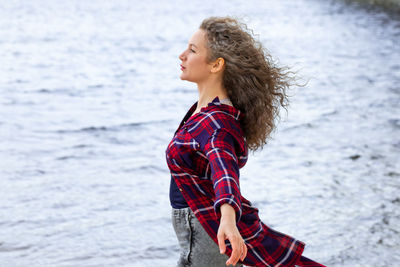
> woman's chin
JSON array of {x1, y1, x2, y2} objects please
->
[{"x1": 179, "y1": 74, "x2": 196, "y2": 83}]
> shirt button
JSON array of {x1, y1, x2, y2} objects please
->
[{"x1": 179, "y1": 188, "x2": 183, "y2": 192}]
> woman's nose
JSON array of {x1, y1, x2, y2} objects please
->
[{"x1": 179, "y1": 50, "x2": 186, "y2": 61}]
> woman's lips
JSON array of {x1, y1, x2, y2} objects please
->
[{"x1": 180, "y1": 64, "x2": 185, "y2": 70}]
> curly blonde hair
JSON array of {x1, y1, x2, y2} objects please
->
[{"x1": 200, "y1": 16, "x2": 300, "y2": 152}]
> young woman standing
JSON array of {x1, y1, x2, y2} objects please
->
[{"x1": 166, "y1": 16, "x2": 325, "y2": 267}]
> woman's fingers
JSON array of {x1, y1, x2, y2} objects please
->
[
  {"x1": 227, "y1": 239, "x2": 247, "y2": 265},
  {"x1": 217, "y1": 231, "x2": 226, "y2": 254},
  {"x1": 241, "y1": 242, "x2": 248, "y2": 261},
  {"x1": 226, "y1": 236, "x2": 242, "y2": 265},
  {"x1": 217, "y1": 219, "x2": 247, "y2": 265}
]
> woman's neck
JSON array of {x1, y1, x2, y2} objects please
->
[{"x1": 196, "y1": 80, "x2": 228, "y2": 110}]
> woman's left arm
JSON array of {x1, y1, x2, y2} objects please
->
[
  {"x1": 218, "y1": 203, "x2": 247, "y2": 266},
  {"x1": 202, "y1": 129, "x2": 248, "y2": 265}
]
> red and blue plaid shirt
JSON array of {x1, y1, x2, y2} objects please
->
[{"x1": 166, "y1": 96, "x2": 325, "y2": 267}]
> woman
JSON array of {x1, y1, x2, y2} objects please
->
[{"x1": 166, "y1": 16, "x2": 325, "y2": 267}]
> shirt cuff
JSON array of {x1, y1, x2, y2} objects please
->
[{"x1": 213, "y1": 194, "x2": 242, "y2": 223}]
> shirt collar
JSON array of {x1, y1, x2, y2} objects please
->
[{"x1": 192, "y1": 96, "x2": 243, "y2": 121}]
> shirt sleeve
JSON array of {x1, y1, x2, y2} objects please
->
[{"x1": 203, "y1": 129, "x2": 242, "y2": 223}]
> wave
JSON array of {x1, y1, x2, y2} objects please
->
[{"x1": 55, "y1": 119, "x2": 172, "y2": 134}]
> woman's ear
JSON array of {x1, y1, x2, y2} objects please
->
[{"x1": 210, "y1": 57, "x2": 225, "y2": 73}]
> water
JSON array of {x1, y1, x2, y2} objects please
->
[{"x1": 0, "y1": 0, "x2": 399, "y2": 266}]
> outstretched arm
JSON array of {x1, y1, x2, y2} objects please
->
[{"x1": 202, "y1": 129, "x2": 248, "y2": 265}]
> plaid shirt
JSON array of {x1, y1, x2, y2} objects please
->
[{"x1": 166, "y1": 96, "x2": 325, "y2": 267}]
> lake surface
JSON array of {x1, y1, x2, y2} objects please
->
[{"x1": 0, "y1": 0, "x2": 399, "y2": 266}]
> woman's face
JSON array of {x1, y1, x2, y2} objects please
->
[{"x1": 179, "y1": 29, "x2": 212, "y2": 83}]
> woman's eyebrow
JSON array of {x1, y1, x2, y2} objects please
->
[{"x1": 189, "y1": 43, "x2": 198, "y2": 48}]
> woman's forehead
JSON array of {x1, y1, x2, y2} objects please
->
[{"x1": 188, "y1": 29, "x2": 206, "y2": 47}]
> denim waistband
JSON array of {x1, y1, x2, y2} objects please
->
[{"x1": 171, "y1": 206, "x2": 192, "y2": 216}]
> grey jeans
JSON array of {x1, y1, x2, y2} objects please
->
[{"x1": 171, "y1": 207, "x2": 243, "y2": 267}]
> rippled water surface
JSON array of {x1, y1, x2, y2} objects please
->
[{"x1": 1, "y1": 0, "x2": 399, "y2": 266}]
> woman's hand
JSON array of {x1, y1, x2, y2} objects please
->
[{"x1": 218, "y1": 203, "x2": 247, "y2": 266}]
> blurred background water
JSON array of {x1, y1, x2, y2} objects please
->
[{"x1": 0, "y1": 0, "x2": 399, "y2": 266}]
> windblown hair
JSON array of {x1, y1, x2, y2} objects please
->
[{"x1": 200, "y1": 16, "x2": 300, "y2": 152}]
